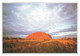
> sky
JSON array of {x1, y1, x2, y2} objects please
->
[{"x1": 3, "y1": 3, "x2": 77, "y2": 39}]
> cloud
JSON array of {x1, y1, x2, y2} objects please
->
[
  {"x1": 3, "y1": 3, "x2": 77, "y2": 38},
  {"x1": 52, "y1": 31, "x2": 77, "y2": 37}
]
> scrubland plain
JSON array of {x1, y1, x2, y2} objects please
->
[{"x1": 3, "y1": 37, "x2": 77, "y2": 53}]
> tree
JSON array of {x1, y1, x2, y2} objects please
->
[{"x1": 62, "y1": 37, "x2": 66, "y2": 40}]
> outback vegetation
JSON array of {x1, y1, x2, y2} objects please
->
[{"x1": 3, "y1": 37, "x2": 77, "y2": 53}]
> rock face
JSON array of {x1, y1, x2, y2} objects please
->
[{"x1": 25, "y1": 32, "x2": 52, "y2": 40}]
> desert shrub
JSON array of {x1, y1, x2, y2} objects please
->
[
  {"x1": 30, "y1": 41, "x2": 67, "y2": 53},
  {"x1": 16, "y1": 39, "x2": 18, "y2": 42},
  {"x1": 67, "y1": 37, "x2": 72, "y2": 40},
  {"x1": 41, "y1": 41, "x2": 66, "y2": 53},
  {"x1": 72, "y1": 38, "x2": 77, "y2": 40},
  {"x1": 3, "y1": 37, "x2": 9, "y2": 40},
  {"x1": 44, "y1": 39, "x2": 50, "y2": 41},
  {"x1": 62, "y1": 37, "x2": 67, "y2": 40}
]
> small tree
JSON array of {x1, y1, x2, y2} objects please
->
[
  {"x1": 62, "y1": 37, "x2": 66, "y2": 40},
  {"x1": 72, "y1": 38, "x2": 77, "y2": 40},
  {"x1": 67, "y1": 37, "x2": 72, "y2": 40},
  {"x1": 16, "y1": 39, "x2": 18, "y2": 42},
  {"x1": 6, "y1": 37, "x2": 9, "y2": 40}
]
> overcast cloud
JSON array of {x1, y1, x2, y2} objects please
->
[{"x1": 3, "y1": 3, "x2": 77, "y2": 38}]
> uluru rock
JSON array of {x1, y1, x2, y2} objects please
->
[{"x1": 25, "y1": 32, "x2": 52, "y2": 40}]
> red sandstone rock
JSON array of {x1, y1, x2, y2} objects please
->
[{"x1": 25, "y1": 32, "x2": 52, "y2": 40}]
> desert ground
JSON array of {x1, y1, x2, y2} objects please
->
[{"x1": 3, "y1": 37, "x2": 77, "y2": 53}]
